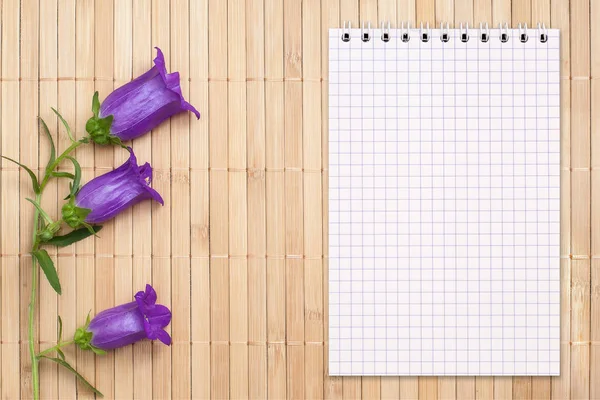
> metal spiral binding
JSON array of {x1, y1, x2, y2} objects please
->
[
  {"x1": 381, "y1": 21, "x2": 391, "y2": 42},
  {"x1": 460, "y1": 23, "x2": 470, "y2": 42},
  {"x1": 341, "y1": 21, "x2": 351, "y2": 42},
  {"x1": 518, "y1": 23, "x2": 528, "y2": 43},
  {"x1": 420, "y1": 22, "x2": 430, "y2": 43},
  {"x1": 340, "y1": 21, "x2": 551, "y2": 44},
  {"x1": 401, "y1": 22, "x2": 410, "y2": 43},
  {"x1": 499, "y1": 23, "x2": 509, "y2": 42},
  {"x1": 361, "y1": 22, "x2": 371, "y2": 42},
  {"x1": 480, "y1": 23, "x2": 489, "y2": 43},
  {"x1": 538, "y1": 23, "x2": 548, "y2": 43},
  {"x1": 440, "y1": 22, "x2": 450, "y2": 42}
]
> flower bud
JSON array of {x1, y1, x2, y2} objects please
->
[
  {"x1": 38, "y1": 220, "x2": 62, "y2": 242},
  {"x1": 88, "y1": 47, "x2": 199, "y2": 144},
  {"x1": 75, "y1": 284, "x2": 171, "y2": 351},
  {"x1": 73, "y1": 148, "x2": 163, "y2": 224}
]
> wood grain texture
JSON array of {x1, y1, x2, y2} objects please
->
[{"x1": 0, "y1": 0, "x2": 588, "y2": 398}]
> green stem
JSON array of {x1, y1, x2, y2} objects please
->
[
  {"x1": 39, "y1": 139, "x2": 84, "y2": 192},
  {"x1": 37, "y1": 340, "x2": 74, "y2": 358},
  {"x1": 29, "y1": 138, "x2": 87, "y2": 400},
  {"x1": 29, "y1": 193, "x2": 41, "y2": 400}
]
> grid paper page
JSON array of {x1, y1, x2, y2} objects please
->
[{"x1": 328, "y1": 28, "x2": 560, "y2": 376}]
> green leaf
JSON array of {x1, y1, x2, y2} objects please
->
[
  {"x1": 38, "y1": 118, "x2": 56, "y2": 172},
  {"x1": 51, "y1": 171, "x2": 75, "y2": 179},
  {"x1": 32, "y1": 249, "x2": 62, "y2": 295},
  {"x1": 0, "y1": 156, "x2": 40, "y2": 193},
  {"x1": 65, "y1": 156, "x2": 81, "y2": 197},
  {"x1": 25, "y1": 198, "x2": 53, "y2": 225},
  {"x1": 43, "y1": 225, "x2": 102, "y2": 247},
  {"x1": 40, "y1": 356, "x2": 103, "y2": 397},
  {"x1": 57, "y1": 316, "x2": 63, "y2": 342},
  {"x1": 51, "y1": 108, "x2": 75, "y2": 142},
  {"x1": 56, "y1": 349, "x2": 66, "y2": 361},
  {"x1": 91, "y1": 91, "x2": 100, "y2": 117}
]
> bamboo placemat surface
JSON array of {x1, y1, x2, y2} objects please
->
[{"x1": 0, "y1": 0, "x2": 595, "y2": 399}]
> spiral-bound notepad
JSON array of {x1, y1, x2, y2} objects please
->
[{"x1": 328, "y1": 25, "x2": 560, "y2": 376}]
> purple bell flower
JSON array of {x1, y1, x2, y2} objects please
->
[
  {"x1": 61, "y1": 148, "x2": 163, "y2": 226},
  {"x1": 75, "y1": 284, "x2": 171, "y2": 351},
  {"x1": 86, "y1": 47, "x2": 200, "y2": 145}
]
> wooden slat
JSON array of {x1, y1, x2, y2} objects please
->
[
  {"x1": 56, "y1": 1, "x2": 77, "y2": 396},
  {"x1": 228, "y1": 0, "x2": 249, "y2": 397},
  {"x1": 285, "y1": 0, "x2": 305, "y2": 398},
  {"x1": 112, "y1": 2, "x2": 134, "y2": 399},
  {"x1": 247, "y1": 0, "x2": 267, "y2": 398},
  {"x1": 3, "y1": 0, "x2": 24, "y2": 398},
  {"x1": 150, "y1": 1, "x2": 172, "y2": 398},
  {"x1": 324, "y1": 1, "x2": 342, "y2": 399},
  {"x1": 93, "y1": 0, "x2": 116, "y2": 397},
  {"x1": 591, "y1": 0, "x2": 600, "y2": 397},
  {"x1": 570, "y1": 0, "x2": 591, "y2": 398},
  {"x1": 130, "y1": 1, "x2": 153, "y2": 398},
  {"x1": 551, "y1": 0, "x2": 572, "y2": 398},
  {"x1": 38, "y1": 0, "x2": 59, "y2": 396},
  {"x1": 74, "y1": 1, "x2": 97, "y2": 398},
  {"x1": 265, "y1": 0, "x2": 286, "y2": 397},
  {"x1": 170, "y1": 1, "x2": 193, "y2": 399},
  {"x1": 304, "y1": 0, "x2": 324, "y2": 399}
]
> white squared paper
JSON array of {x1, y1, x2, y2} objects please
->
[{"x1": 328, "y1": 28, "x2": 560, "y2": 376}]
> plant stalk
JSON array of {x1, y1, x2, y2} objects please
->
[
  {"x1": 29, "y1": 138, "x2": 84, "y2": 400},
  {"x1": 36, "y1": 340, "x2": 74, "y2": 358},
  {"x1": 29, "y1": 192, "x2": 41, "y2": 400}
]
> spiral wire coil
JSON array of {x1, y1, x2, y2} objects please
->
[{"x1": 340, "y1": 22, "x2": 549, "y2": 43}]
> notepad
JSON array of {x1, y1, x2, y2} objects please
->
[{"x1": 328, "y1": 26, "x2": 560, "y2": 376}]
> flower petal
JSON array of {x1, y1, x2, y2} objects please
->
[
  {"x1": 75, "y1": 148, "x2": 163, "y2": 223},
  {"x1": 146, "y1": 304, "x2": 172, "y2": 328},
  {"x1": 153, "y1": 47, "x2": 200, "y2": 120}
]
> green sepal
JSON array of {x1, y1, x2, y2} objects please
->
[
  {"x1": 74, "y1": 326, "x2": 93, "y2": 350},
  {"x1": 38, "y1": 117, "x2": 56, "y2": 173},
  {"x1": 86, "y1": 91, "x2": 121, "y2": 146},
  {"x1": 1, "y1": 156, "x2": 40, "y2": 193},
  {"x1": 86, "y1": 114, "x2": 119, "y2": 146},
  {"x1": 39, "y1": 356, "x2": 104, "y2": 397},
  {"x1": 37, "y1": 220, "x2": 62, "y2": 242},
  {"x1": 91, "y1": 346, "x2": 106, "y2": 356},
  {"x1": 42, "y1": 225, "x2": 102, "y2": 247},
  {"x1": 32, "y1": 249, "x2": 62, "y2": 295},
  {"x1": 91, "y1": 91, "x2": 100, "y2": 117},
  {"x1": 61, "y1": 200, "x2": 92, "y2": 229},
  {"x1": 73, "y1": 312, "x2": 106, "y2": 356}
]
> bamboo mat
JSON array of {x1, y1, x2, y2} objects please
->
[{"x1": 0, "y1": 0, "x2": 594, "y2": 399}]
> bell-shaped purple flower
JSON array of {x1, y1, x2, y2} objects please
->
[
  {"x1": 86, "y1": 47, "x2": 200, "y2": 145},
  {"x1": 61, "y1": 148, "x2": 163, "y2": 227},
  {"x1": 75, "y1": 284, "x2": 171, "y2": 351}
]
